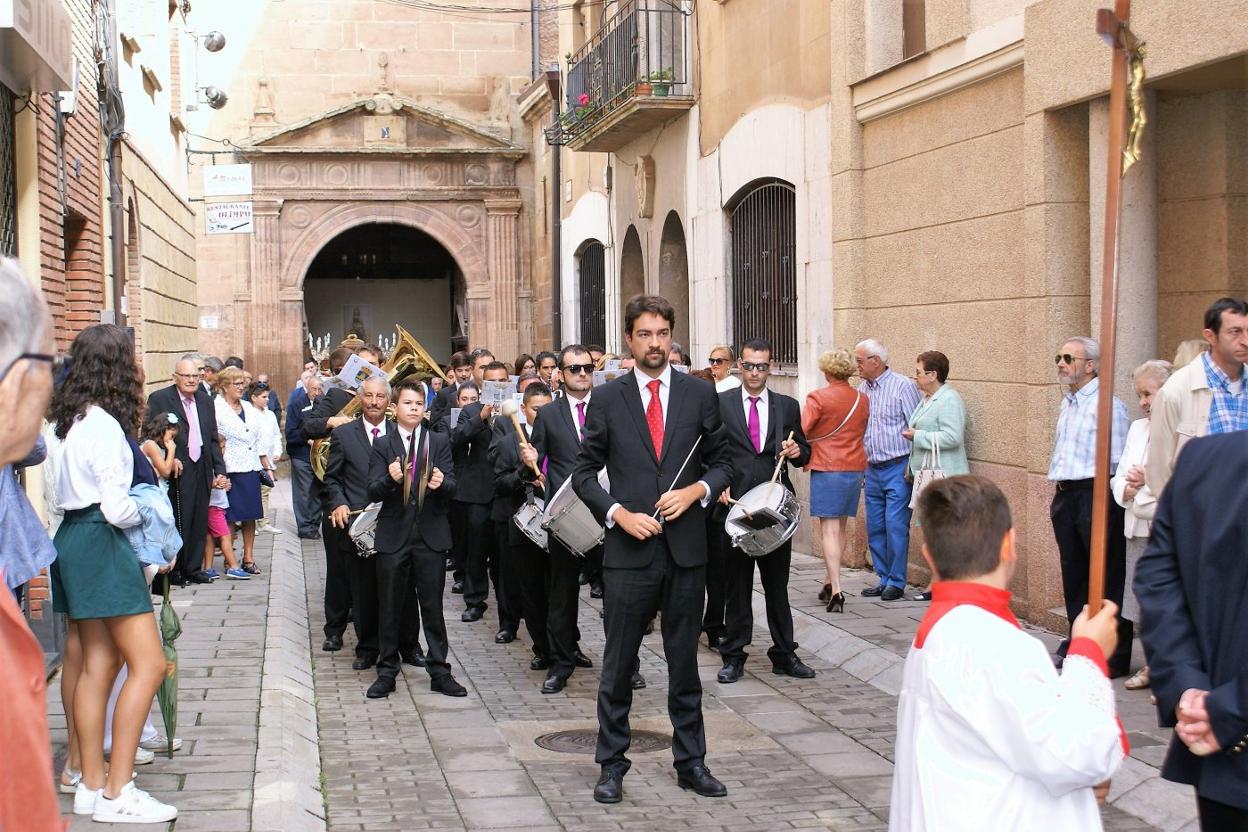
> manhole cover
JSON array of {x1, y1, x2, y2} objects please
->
[{"x1": 534, "y1": 728, "x2": 671, "y2": 754}]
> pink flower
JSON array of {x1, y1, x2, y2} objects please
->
[{"x1": 578, "y1": 93, "x2": 590, "y2": 106}]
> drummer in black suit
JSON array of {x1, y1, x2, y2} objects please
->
[
  {"x1": 365, "y1": 379, "x2": 465, "y2": 699},
  {"x1": 714, "y1": 338, "x2": 814, "y2": 684},
  {"x1": 323, "y1": 376, "x2": 424, "y2": 672}
]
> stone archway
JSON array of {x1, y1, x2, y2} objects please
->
[
  {"x1": 619, "y1": 224, "x2": 645, "y2": 316},
  {"x1": 658, "y1": 211, "x2": 689, "y2": 343}
]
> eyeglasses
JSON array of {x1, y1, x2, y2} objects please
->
[
  {"x1": 0, "y1": 352, "x2": 57, "y2": 382},
  {"x1": 855, "y1": 355, "x2": 879, "y2": 364},
  {"x1": 1054, "y1": 354, "x2": 1089, "y2": 366},
  {"x1": 562, "y1": 363, "x2": 594, "y2": 375},
  {"x1": 912, "y1": 368, "x2": 935, "y2": 376},
  {"x1": 174, "y1": 371, "x2": 203, "y2": 380},
  {"x1": 741, "y1": 362, "x2": 770, "y2": 372},
  {"x1": 707, "y1": 357, "x2": 729, "y2": 365}
]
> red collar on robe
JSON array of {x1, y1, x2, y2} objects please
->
[{"x1": 914, "y1": 581, "x2": 1019, "y2": 649}]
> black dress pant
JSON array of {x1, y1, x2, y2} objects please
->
[
  {"x1": 701, "y1": 514, "x2": 727, "y2": 638},
  {"x1": 169, "y1": 457, "x2": 211, "y2": 579},
  {"x1": 1051, "y1": 484, "x2": 1133, "y2": 673},
  {"x1": 492, "y1": 520, "x2": 526, "y2": 635},
  {"x1": 375, "y1": 540, "x2": 450, "y2": 680},
  {"x1": 546, "y1": 538, "x2": 583, "y2": 679},
  {"x1": 502, "y1": 524, "x2": 550, "y2": 658},
  {"x1": 1199, "y1": 796, "x2": 1248, "y2": 832},
  {"x1": 322, "y1": 517, "x2": 354, "y2": 639},
  {"x1": 348, "y1": 547, "x2": 420, "y2": 662},
  {"x1": 450, "y1": 502, "x2": 467, "y2": 582},
  {"x1": 597, "y1": 538, "x2": 706, "y2": 774},
  {"x1": 460, "y1": 502, "x2": 497, "y2": 611},
  {"x1": 720, "y1": 537, "x2": 797, "y2": 665}
]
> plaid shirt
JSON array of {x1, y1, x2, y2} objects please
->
[
  {"x1": 862, "y1": 368, "x2": 921, "y2": 464},
  {"x1": 1047, "y1": 376, "x2": 1129, "y2": 481},
  {"x1": 1202, "y1": 352, "x2": 1248, "y2": 435}
]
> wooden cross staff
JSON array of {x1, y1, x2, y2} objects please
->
[{"x1": 1089, "y1": 0, "x2": 1146, "y2": 615}]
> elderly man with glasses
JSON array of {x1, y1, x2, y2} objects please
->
[{"x1": 1048, "y1": 336, "x2": 1132, "y2": 677}]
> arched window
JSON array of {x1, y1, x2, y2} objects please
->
[
  {"x1": 728, "y1": 179, "x2": 797, "y2": 365},
  {"x1": 578, "y1": 240, "x2": 606, "y2": 347}
]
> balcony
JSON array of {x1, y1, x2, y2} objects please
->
[{"x1": 545, "y1": 0, "x2": 693, "y2": 152}]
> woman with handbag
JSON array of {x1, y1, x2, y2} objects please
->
[
  {"x1": 902, "y1": 351, "x2": 969, "y2": 601},
  {"x1": 214, "y1": 367, "x2": 270, "y2": 575},
  {"x1": 802, "y1": 348, "x2": 869, "y2": 613}
]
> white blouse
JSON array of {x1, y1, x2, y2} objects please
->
[
  {"x1": 1110, "y1": 418, "x2": 1156, "y2": 539},
  {"x1": 214, "y1": 396, "x2": 263, "y2": 474},
  {"x1": 49, "y1": 405, "x2": 140, "y2": 529},
  {"x1": 253, "y1": 407, "x2": 282, "y2": 467}
]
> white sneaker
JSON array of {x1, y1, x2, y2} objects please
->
[
  {"x1": 59, "y1": 766, "x2": 82, "y2": 794},
  {"x1": 104, "y1": 745, "x2": 155, "y2": 765},
  {"x1": 72, "y1": 781, "x2": 101, "y2": 815},
  {"x1": 91, "y1": 781, "x2": 177, "y2": 824},
  {"x1": 139, "y1": 734, "x2": 182, "y2": 752}
]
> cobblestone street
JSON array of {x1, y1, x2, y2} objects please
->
[{"x1": 48, "y1": 482, "x2": 1199, "y2": 830}]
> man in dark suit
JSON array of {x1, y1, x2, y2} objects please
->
[
  {"x1": 572, "y1": 295, "x2": 733, "y2": 804},
  {"x1": 714, "y1": 337, "x2": 814, "y2": 684},
  {"x1": 323, "y1": 376, "x2": 424, "y2": 671},
  {"x1": 1135, "y1": 433, "x2": 1248, "y2": 829},
  {"x1": 427, "y1": 350, "x2": 472, "y2": 432},
  {"x1": 286, "y1": 372, "x2": 323, "y2": 539},
  {"x1": 523, "y1": 345, "x2": 600, "y2": 693},
  {"x1": 365, "y1": 379, "x2": 465, "y2": 699},
  {"x1": 147, "y1": 354, "x2": 228, "y2": 585}
]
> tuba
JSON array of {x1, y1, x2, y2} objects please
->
[{"x1": 311, "y1": 325, "x2": 448, "y2": 480}]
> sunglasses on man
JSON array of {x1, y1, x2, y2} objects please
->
[
  {"x1": 1054, "y1": 354, "x2": 1089, "y2": 365},
  {"x1": 562, "y1": 363, "x2": 594, "y2": 375}
]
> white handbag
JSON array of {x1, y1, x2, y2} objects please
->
[{"x1": 909, "y1": 434, "x2": 948, "y2": 510}]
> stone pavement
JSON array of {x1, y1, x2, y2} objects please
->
[{"x1": 46, "y1": 480, "x2": 1200, "y2": 830}]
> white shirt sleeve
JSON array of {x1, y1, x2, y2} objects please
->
[{"x1": 88, "y1": 412, "x2": 141, "y2": 529}]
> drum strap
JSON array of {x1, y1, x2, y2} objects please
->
[{"x1": 807, "y1": 391, "x2": 862, "y2": 444}]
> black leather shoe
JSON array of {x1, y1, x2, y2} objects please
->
[
  {"x1": 529, "y1": 655, "x2": 550, "y2": 671},
  {"x1": 495, "y1": 630, "x2": 515, "y2": 644},
  {"x1": 401, "y1": 651, "x2": 426, "y2": 668},
  {"x1": 187, "y1": 572, "x2": 214, "y2": 585},
  {"x1": 444, "y1": 557, "x2": 455, "y2": 571},
  {"x1": 322, "y1": 635, "x2": 343, "y2": 652},
  {"x1": 589, "y1": 582, "x2": 604, "y2": 599},
  {"x1": 861, "y1": 584, "x2": 886, "y2": 597},
  {"x1": 451, "y1": 581, "x2": 464, "y2": 594},
  {"x1": 574, "y1": 650, "x2": 593, "y2": 668},
  {"x1": 717, "y1": 660, "x2": 745, "y2": 684},
  {"x1": 705, "y1": 630, "x2": 724, "y2": 650},
  {"x1": 631, "y1": 671, "x2": 646, "y2": 690},
  {"x1": 431, "y1": 675, "x2": 467, "y2": 697},
  {"x1": 643, "y1": 618, "x2": 655, "y2": 635},
  {"x1": 677, "y1": 764, "x2": 727, "y2": 797},
  {"x1": 578, "y1": 572, "x2": 591, "y2": 587},
  {"x1": 541, "y1": 674, "x2": 568, "y2": 694},
  {"x1": 461, "y1": 606, "x2": 484, "y2": 622},
  {"x1": 772, "y1": 658, "x2": 816, "y2": 679},
  {"x1": 167, "y1": 571, "x2": 186, "y2": 587},
  {"x1": 352, "y1": 655, "x2": 377, "y2": 671},
  {"x1": 881, "y1": 586, "x2": 904, "y2": 601},
  {"x1": 593, "y1": 768, "x2": 623, "y2": 804},
  {"x1": 366, "y1": 676, "x2": 395, "y2": 699}
]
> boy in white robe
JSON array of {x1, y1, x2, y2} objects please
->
[{"x1": 889, "y1": 475, "x2": 1128, "y2": 832}]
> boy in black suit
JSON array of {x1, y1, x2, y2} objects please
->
[
  {"x1": 714, "y1": 337, "x2": 814, "y2": 684},
  {"x1": 572, "y1": 295, "x2": 733, "y2": 804},
  {"x1": 365, "y1": 379, "x2": 465, "y2": 699}
]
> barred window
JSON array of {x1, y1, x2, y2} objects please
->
[
  {"x1": 1, "y1": 84, "x2": 17, "y2": 256},
  {"x1": 578, "y1": 240, "x2": 606, "y2": 348},
  {"x1": 728, "y1": 179, "x2": 797, "y2": 365}
]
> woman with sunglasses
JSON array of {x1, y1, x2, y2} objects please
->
[
  {"x1": 47, "y1": 323, "x2": 178, "y2": 823},
  {"x1": 708, "y1": 345, "x2": 740, "y2": 392},
  {"x1": 214, "y1": 366, "x2": 270, "y2": 574}
]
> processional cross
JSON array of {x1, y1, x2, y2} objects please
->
[{"x1": 1088, "y1": 1, "x2": 1146, "y2": 616}]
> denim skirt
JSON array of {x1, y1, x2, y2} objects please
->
[{"x1": 809, "y1": 470, "x2": 863, "y2": 518}]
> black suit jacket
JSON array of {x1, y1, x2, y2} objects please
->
[
  {"x1": 301, "y1": 386, "x2": 353, "y2": 441},
  {"x1": 366, "y1": 427, "x2": 455, "y2": 553},
  {"x1": 450, "y1": 401, "x2": 494, "y2": 505},
  {"x1": 527, "y1": 395, "x2": 585, "y2": 501},
  {"x1": 1135, "y1": 433, "x2": 1248, "y2": 809},
  {"x1": 427, "y1": 383, "x2": 460, "y2": 433},
  {"x1": 488, "y1": 417, "x2": 536, "y2": 528},
  {"x1": 146, "y1": 384, "x2": 226, "y2": 478},
  {"x1": 324, "y1": 418, "x2": 383, "y2": 512},
  {"x1": 717, "y1": 387, "x2": 811, "y2": 498},
  {"x1": 572, "y1": 369, "x2": 732, "y2": 569}
]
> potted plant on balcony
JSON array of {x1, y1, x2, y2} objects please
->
[
  {"x1": 635, "y1": 78, "x2": 653, "y2": 96},
  {"x1": 648, "y1": 69, "x2": 673, "y2": 97}
]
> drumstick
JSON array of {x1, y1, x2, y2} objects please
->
[
  {"x1": 651, "y1": 435, "x2": 703, "y2": 522},
  {"x1": 501, "y1": 399, "x2": 544, "y2": 480},
  {"x1": 724, "y1": 495, "x2": 754, "y2": 520},
  {"x1": 770, "y1": 431, "x2": 795, "y2": 485}
]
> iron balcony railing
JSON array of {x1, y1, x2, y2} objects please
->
[{"x1": 545, "y1": 0, "x2": 690, "y2": 146}]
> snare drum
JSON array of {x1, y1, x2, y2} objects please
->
[
  {"x1": 513, "y1": 495, "x2": 548, "y2": 550},
  {"x1": 724, "y1": 482, "x2": 802, "y2": 557},
  {"x1": 541, "y1": 469, "x2": 609, "y2": 557},
  {"x1": 349, "y1": 502, "x2": 383, "y2": 558}
]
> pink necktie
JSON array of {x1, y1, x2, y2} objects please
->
[
  {"x1": 576, "y1": 400, "x2": 586, "y2": 441},
  {"x1": 371, "y1": 427, "x2": 379, "y2": 445},
  {"x1": 748, "y1": 396, "x2": 762, "y2": 453},
  {"x1": 182, "y1": 396, "x2": 201, "y2": 462}
]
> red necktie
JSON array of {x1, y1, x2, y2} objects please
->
[{"x1": 645, "y1": 379, "x2": 664, "y2": 459}]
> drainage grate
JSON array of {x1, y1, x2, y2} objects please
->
[{"x1": 535, "y1": 728, "x2": 672, "y2": 755}]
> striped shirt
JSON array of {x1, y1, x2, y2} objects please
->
[
  {"x1": 862, "y1": 368, "x2": 921, "y2": 464},
  {"x1": 1047, "y1": 377, "x2": 1129, "y2": 481},
  {"x1": 1202, "y1": 352, "x2": 1248, "y2": 435}
]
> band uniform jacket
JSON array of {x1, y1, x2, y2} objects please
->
[
  {"x1": 449, "y1": 401, "x2": 495, "y2": 505},
  {"x1": 366, "y1": 428, "x2": 455, "y2": 554},
  {"x1": 324, "y1": 419, "x2": 378, "y2": 513},
  {"x1": 428, "y1": 383, "x2": 461, "y2": 433},
  {"x1": 572, "y1": 369, "x2": 732, "y2": 569},
  {"x1": 718, "y1": 388, "x2": 811, "y2": 501},
  {"x1": 146, "y1": 384, "x2": 227, "y2": 478},
  {"x1": 489, "y1": 417, "x2": 539, "y2": 543},
  {"x1": 526, "y1": 396, "x2": 585, "y2": 503}
]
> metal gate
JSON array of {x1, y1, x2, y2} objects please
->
[
  {"x1": 729, "y1": 180, "x2": 797, "y2": 365},
  {"x1": 0, "y1": 84, "x2": 17, "y2": 257},
  {"x1": 578, "y1": 241, "x2": 606, "y2": 348}
]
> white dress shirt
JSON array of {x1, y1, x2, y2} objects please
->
[
  {"x1": 49, "y1": 405, "x2": 141, "y2": 528},
  {"x1": 565, "y1": 389, "x2": 591, "y2": 440},
  {"x1": 362, "y1": 416, "x2": 388, "y2": 447},
  {"x1": 395, "y1": 423, "x2": 423, "y2": 457},
  {"x1": 254, "y1": 406, "x2": 283, "y2": 466},
  {"x1": 740, "y1": 387, "x2": 770, "y2": 450}
]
